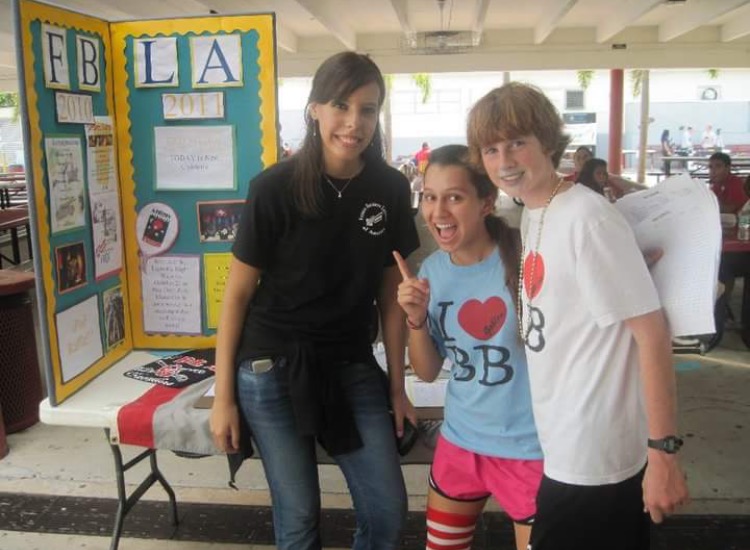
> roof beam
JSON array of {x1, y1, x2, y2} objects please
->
[
  {"x1": 158, "y1": 0, "x2": 215, "y2": 15},
  {"x1": 471, "y1": 0, "x2": 491, "y2": 45},
  {"x1": 293, "y1": 0, "x2": 357, "y2": 50},
  {"x1": 0, "y1": 50, "x2": 16, "y2": 69},
  {"x1": 0, "y1": 0, "x2": 12, "y2": 34},
  {"x1": 0, "y1": 30, "x2": 14, "y2": 47},
  {"x1": 275, "y1": 23, "x2": 299, "y2": 53},
  {"x1": 596, "y1": 0, "x2": 663, "y2": 43},
  {"x1": 39, "y1": 0, "x2": 133, "y2": 21},
  {"x1": 721, "y1": 8, "x2": 750, "y2": 41},
  {"x1": 534, "y1": 0, "x2": 577, "y2": 44},
  {"x1": 389, "y1": 0, "x2": 416, "y2": 47},
  {"x1": 659, "y1": 0, "x2": 750, "y2": 42}
]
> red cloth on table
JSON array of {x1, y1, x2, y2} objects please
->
[
  {"x1": 116, "y1": 379, "x2": 216, "y2": 454},
  {"x1": 117, "y1": 385, "x2": 182, "y2": 448}
]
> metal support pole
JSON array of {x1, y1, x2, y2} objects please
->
[{"x1": 609, "y1": 69, "x2": 624, "y2": 175}]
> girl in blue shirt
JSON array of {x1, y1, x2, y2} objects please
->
[{"x1": 394, "y1": 144, "x2": 542, "y2": 550}]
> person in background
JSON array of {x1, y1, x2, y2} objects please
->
[
  {"x1": 680, "y1": 125, "x2": 694, "y2": 151},
  {"x1": 715, "y1": 128, "x2": 725, "y2": 151},
  {"x1": 660, "y1": 129, "x2": 674, "y2": 157},
  {"x1": 577, "y1": 158, "x2": 623, "y2": 201},
  {"x1": 708, "y1": 152, "x2": 747, "y2": 214},
  {"x1": 395, "y1": 145, "x2": 543, "y2": 550},
  {"x1": 210, "y1": 51, "x2": 419, "y2": 550},
  {"x1": 414, "y1": 141, "x2": 432, "y2": 175},
  {"x1": 660, "y1": 129, "x2": 675, "y2": 175},
  {"x1": 468, "y1": 82, "x2": 689, "y2": 550},
  {"x1": 562, "y1": 145, "x2": 593, "y2": 183},
  {"x1": 701, "y1": 125, "x2": 717, "y2": 150},
  {"x1": 565, "y1": 147, "x2": 644, "y2": 197},
  {"x1": 280, "y1": 141, "x2": 293, "y2": 159}
]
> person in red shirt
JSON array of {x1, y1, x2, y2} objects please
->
[
  {"x1": 414, "y1": 141, "x2": 431, "y2": 175},
  {"x1": 709, "y1": 152, "x2": 747, "y2": 214}
]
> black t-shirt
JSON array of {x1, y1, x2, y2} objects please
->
[{"x1": 232, "y1": 159, "x2": 419, "y2": 362}]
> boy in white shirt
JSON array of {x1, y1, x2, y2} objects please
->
[{"x1": 466, "y1": 82, "x2": 689, "y2": 550}]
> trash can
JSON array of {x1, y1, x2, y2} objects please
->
[{"x1": 0, "y1": 270, "x2": 42, "y2": 433}]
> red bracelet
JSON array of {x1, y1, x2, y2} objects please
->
[{"x1": 406, "y1": 315, "x2": 427, "y2": 330}]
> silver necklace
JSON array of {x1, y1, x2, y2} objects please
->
[
  {"x1": 517, "y1": 177, "x2": 565, "y2": 344},
  {"x1": 324, "y1": 174, "x2": 354, "y2": 199}
]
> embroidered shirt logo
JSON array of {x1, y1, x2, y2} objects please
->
[{"x1": 359, "y1": 202, "x2": 387, "y2": 236}]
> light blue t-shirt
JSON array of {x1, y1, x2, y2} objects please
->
[{"x1": 419, "y1": 248, "x2": 542, "y2": 459}]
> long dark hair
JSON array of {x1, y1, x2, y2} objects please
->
[
  {"x1": 291, "y1": 52, "x2": 386, "y2": 217},
  {"x1": 578, "y1": 157, "x2": 607, "y2": 195},
  {"x1": 426, "y1": 145, "x2": 521, "y2": 300}
]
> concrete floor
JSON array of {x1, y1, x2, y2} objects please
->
[
  {"x1": 1, "y1": 347, "x2": 748, "y2": 549},
  {"x1": 1, "y1": 208, "x2": 749, "y2": 549}
]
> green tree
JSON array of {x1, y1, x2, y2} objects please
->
[
  {"x1": 576, "y1": 70, "x2": 594, "y2": 90},
  {"x1": 0, "y1": 92, "x2": 20, "y2": 122},
  {"x1": 0, "y1": 92, "x2": 18, "y2": 107}
]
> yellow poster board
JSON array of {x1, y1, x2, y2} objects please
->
[{"x1": 15, "y1": 0, "x2": 278, "y2": 404}]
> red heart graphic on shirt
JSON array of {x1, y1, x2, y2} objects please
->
[
  {"x1": 457, "y1": 297, "x2": 507, "y2": 341},
  {"x1": 523, "y1": 252, "x2": 545, "y2": 299}
]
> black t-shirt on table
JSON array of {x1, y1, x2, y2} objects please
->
[{"x1": 232, "y1": 159, "x2": 420, "y2": 364}]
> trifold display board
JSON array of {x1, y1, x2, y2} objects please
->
[{"x1": 14, "y1": 0, "x2": 278, "y2": 405}]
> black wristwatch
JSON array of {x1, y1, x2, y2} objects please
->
[{"x1": 647, "y1": 436, "x2": 684, "y2": 454}]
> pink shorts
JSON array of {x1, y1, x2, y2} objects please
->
[{"x1": 429, "y1": 434, "x2": 543, "y2": 524}]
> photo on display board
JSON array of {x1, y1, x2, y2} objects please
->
[
  {"x1": 44, "y1": 136, "x2": 87, "y2": 233},
  {"x1": 142, "y1": 208, "x2": 172, "y2": 247},
  {"x1": 55, "y1": 241, "x2": 87, "y2": 294},
  {"x1": 196, "y1": 200, "x2": 244, "y2": 242},
  {"x1": 102, "y1": 285, "x2": 125, "y2": 350}
]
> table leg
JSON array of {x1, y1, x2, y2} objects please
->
[
  {"x1": 24, "y1": 223, "x2": 32, "y2": 260},
  {"x1": 741, "y1": 275, "x2": 750, "y2": 348},
  {"x1": 105, "y1": 428, "x2": 179, "y2": 550},
  {"x1": 10, "y1": 227, "x2": 20, "y2": 264}
]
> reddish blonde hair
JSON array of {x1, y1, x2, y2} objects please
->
[{"x1": 467, "y1": 82, "x2": 570, "y2": 170}]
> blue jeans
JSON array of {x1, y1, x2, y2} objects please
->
[{"x1": 237, "y1": 358, "x2": 407, "y2": 550}]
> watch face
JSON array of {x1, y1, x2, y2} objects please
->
[{"x1": 649, "y1": 436, "x2": 683, "y2": 453}]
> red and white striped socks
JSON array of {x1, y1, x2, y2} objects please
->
[{"x1": 425, "y1": 507, "x2": 478, "y2": 550}]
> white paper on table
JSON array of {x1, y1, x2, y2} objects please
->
[{"x1": 615, "y1": 174, "x2": 721, "y2": 336}]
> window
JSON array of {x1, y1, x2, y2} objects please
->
[
  {"x1": 565, "y1": 89, "x2": 585, "y2": 110},
  {"x1": 392, "y1": 91, "x2": 416, "y2": 114},
  {"x1": 437, "y1": 90, "x2": 461, "y2": 113}
]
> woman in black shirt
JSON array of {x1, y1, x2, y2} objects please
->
[{"x1": 210, "y1": 52, "x2": 419, "y2": 549}]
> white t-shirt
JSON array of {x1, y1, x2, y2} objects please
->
[{"x1": 520, "y1": 184, "x2": 661, "y2": 486}]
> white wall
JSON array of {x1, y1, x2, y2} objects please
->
[{"x1": 276, "y1": 68, "x2": 750, "y2": 162}]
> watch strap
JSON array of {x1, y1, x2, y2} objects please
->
[{"x1": 647, "y1": 435, "x2": 684, "y2": 454}]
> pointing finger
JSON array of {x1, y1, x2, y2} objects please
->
[{"x1": 392, "y1": 250, "x2": 415, "y2": 280}]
